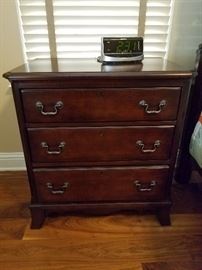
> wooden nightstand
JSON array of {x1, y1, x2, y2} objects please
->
[{"x1": 3, "y1": 58, "x2": 192, "y2": 228}]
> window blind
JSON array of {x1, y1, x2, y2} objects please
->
[
  {"x1": 18, "y1": 0, "x2": 173, "y2": 60},
  {"x1": 53, "y1": 0, "x2": 140, "y2": 59},
  {"x1": 144, "y1": 0, "x2": 172, "y2": 58},
  {"x1": 19, "y1": 0, "x2": 50, "y2": 59}
]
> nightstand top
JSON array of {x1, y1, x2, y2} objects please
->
[{"x1": 3, "y1": 58, "x2": 193, "y2": 81}]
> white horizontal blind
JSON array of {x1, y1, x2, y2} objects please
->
[
  {"x1": 144, "y1": 0, "x2": 172, "y2": 58},
  {"x1": 53, "y1": 0, "x2": 140, "y2": 58},
  {"x1": 18, "y1": 0, "x2": 173, "y2": 60},
  {"x1": 19, "y1": 0, "x2": 50, "y2": 59}
]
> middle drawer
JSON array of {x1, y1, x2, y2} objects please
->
[{"x1": 28, "y1": 126, "x2": 174, "y2": 163}]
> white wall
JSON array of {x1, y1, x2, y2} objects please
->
[
  {"x1": 0, "y1": 0, "x2": 25, "y2": 170},
  {"x1": 168, "y1": 0, "x2": 202, "y2": 67},
  {"x1": 0, "y1": 0, "x2": 25, "y2": 152}
]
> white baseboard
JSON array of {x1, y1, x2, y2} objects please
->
[{"x1": 0, "y1": 152, "x2": 26, "y2": 171}]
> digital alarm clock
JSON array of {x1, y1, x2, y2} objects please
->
[{"x1": 97, "y1": 37, "x2": 144, "y2": 64}]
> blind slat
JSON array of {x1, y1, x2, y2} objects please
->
[
  {"x1": 53, "y1": 1, "x2": 140, "y2": 7},
  {"x1": 54, "y1": 18, "x2": 139, "y2": 25},
  {"x1": 55, "y1": 27, "x2": 138, "y2": 35}
]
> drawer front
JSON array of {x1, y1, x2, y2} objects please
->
[
  {"x1": 22, "y1": 88, "x2": 181, "y2": 123},
  {"x1": 28, "y1": 126, "x2": 174, "y2": 163},
  {"x1": 34, "y1": 166, "x2": 169, "y2": 203}
]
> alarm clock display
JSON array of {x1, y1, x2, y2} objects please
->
[{"x1": 97, "y1": 37, "x2": 144, "y2": 64}]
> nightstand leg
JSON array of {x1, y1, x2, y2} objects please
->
[
  {"x1": 157, "y1": 207, "x2": 171, "y2": 226},
  {"x1": 30, "y1": 208, "x2": 46, "y2": 229}
]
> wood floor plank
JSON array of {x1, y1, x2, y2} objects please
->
[
  {"x1": 0, "y1": 171, "x2": 30, "y2": 218},
  {"x1": 186, "y1": 233, "x2": 202, "y2": 257},
  {"x1": 142, "y1": 261, "x2": 202, "y2": 270},
  {"x1": 0, "y1": 261, "x2": 142, "y2": 270},
  {"x1": 0, "y1": 233, "x2": 193, "y2": 263},
  {"x1": 0, "y1": 218, "x2": 28, "y2": 240},
  {"x1": 0, "y1": 202, "x2": 29, "y2": 218},
  {"x1": 23, "y1": 214, "x2": 202, "y2": 240},
  {"x1": 0, "y1": 171, "x2": 27, "y2": 181},
  {"x1": 0, "y1": 171, "x2": 29, "y2": 202}
]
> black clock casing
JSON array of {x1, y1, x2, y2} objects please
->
[{"x1": 98, "y1": 37, "x2": 144, "y2": 63}]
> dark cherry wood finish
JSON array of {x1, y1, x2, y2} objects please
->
[
  {"x1": 21, "y1": 87, "x2": 181, "y2": 123},
  {"x1": 3, "y1": 58, "x2": 193, "y2": 228},
  {"x1": 34, "y1": 166, "x2": 169, "y2": 203},
  {"x1": 28, "y1": 126, "x2": 174, "y2": 163}
]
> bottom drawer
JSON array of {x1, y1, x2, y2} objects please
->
[{"x1": 34, "y1": 166, "x2": 169, "y2": 203}]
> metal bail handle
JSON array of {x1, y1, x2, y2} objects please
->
[
  {"x1": 46, "y1": 182, "x2": 69, "y2": 194},
  {"x1": 139, "y1": 100, "x2": 166, "y2": 114},
  {"x1": 134, "y1": 180, "x2": 156, "y2": 192},
  {"x1": 136, "y1": 140, "x2": 160, "y2": 153},
  {"x1": 41, "y1": 141, "x2": 66, "y2": 155},
  {"x1": 36, "y1": 101, "x2": 63, "y2": 115}
]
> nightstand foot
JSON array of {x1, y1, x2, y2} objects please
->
[
  {"x1": 157, "y1": 207, "x2": 171, "y2": 226},
  {"x1": 30, "y1": 208, "x2": 46, "y2": 229}
]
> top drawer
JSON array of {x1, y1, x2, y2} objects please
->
[{"x1": 21, "y1": 87, "x2": 181, "y2": 123}]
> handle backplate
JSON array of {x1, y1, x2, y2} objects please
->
[
  {"x1": 139, "y1": 100, "x2": 166, "y2": 114},
  {"x1": 46, "y1": 182, "x2": 69, "y2": 194},
  {"x1": 134, "y1": 180, "x2": 156, "y2": 192},
  {"x1": 36, "y1": 101, "x2": 63, "y2": 116},
  {"x1": 41, "y1": 141, "x2": 66, "y2": 155},
  {"x1": 136, "y1": 140, "x2": 160, "y2": 153}
]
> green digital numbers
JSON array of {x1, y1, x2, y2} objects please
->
[
  {"x1": 116, "y1": 40, "x2": 132, "y2": 53},
  {"x1": 116, "y1": 41, "x2": 124, "y2": 53}
]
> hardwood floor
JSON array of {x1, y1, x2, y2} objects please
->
[
  {"x1": 142, "y1": 261, "x2": 202, "y2": 270},
  {"x1": 0, "y1": 171, "x2": 202, "y2": 270}
]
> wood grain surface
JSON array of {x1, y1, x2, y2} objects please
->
[
  {"x1": 143, "y1": 261, "x2": 202, "y2": 270},
  {"x1": 0, "y1": 171, "x2": 202, "y2": 270}
]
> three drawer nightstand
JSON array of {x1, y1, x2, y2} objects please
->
[{"x1": 3, "y1": 58, "x2": 192, "y2": 228}]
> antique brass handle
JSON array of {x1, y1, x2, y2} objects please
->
[
  {"x1": 136, "y1": 140, "x2": 160, "y2": 153},
  {"x1": 46, "y1": 182, "x2": 69, "y2": 194},
  {"x1": 139, "y1": 100, "x2": 166, "y2": 114},
  {"x1": 134, "y1": 180, "x2": 156, "y2": 192},
  {"x1": 36, "y1": 101, "x2": 63, "y2": 115},
  {"x1": 41, "y1": 141, "x2": 66, "y2": 155}
]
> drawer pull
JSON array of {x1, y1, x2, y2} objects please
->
[
  {"x1": 136, "y1": 140, "x2": 160, "y2": 153},
  {"x1": 46, "y1": 182, "x2": 69, "y2": 194},
  {"x1": 134, "y1": 180, "x2": 156, "y2": 192},
  {"x1": 36, "y1": 101, "x2": 63, "y2": 115},
  {"x1": 41, "y1": 141, "x2": 66, "y2": 155},
  {"x1": 139, "y1": 100, "x2": 166, "y2": 114}
]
